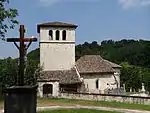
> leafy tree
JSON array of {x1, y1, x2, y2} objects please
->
[
  {"x1": 0, "y1": 57, "x2": 40, "y2": 89},
  {"x1": 24, "y1": 59, "x2": 41, "y2": 85},
  {"x1": 120, "y1": 62, "x2": 142, "y2": 92},
  {"x1": 0, "y1": 57, "x2": 18, "y2": 87},
  {"x1": 0, "y1": 0, "x2": 18, "y2": 40}
]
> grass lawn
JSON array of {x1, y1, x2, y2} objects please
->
[
  {"x1": 38, "y1": 109, "x2": 122, "y2": 113},
  {"x1": 37, "y1": 98, "x2": 150, "y2": 111}
]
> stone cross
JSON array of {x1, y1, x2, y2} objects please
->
[{"x1": 7, "y1": 25, "x2": 37, "y2": 86}]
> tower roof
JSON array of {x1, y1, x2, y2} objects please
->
[{"x1": 37, "y1": 21, "x2": 78, "y2": 33}]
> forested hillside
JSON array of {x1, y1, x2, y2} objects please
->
[
  {"x1": 1, "y1": 39, "x2": 150, "y2": 92},
  {"x1": 76, "y1": 39, "x2": 150, "y2": 67}
]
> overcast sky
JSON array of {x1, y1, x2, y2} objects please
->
[{"x1": 0, "y1": 0, "x2": 150, "y2": 58}]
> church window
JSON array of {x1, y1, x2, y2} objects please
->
[
  {"x1": 49, "y1": 30, "x2": 53, "y2": 40},
  {"x1": 62, "y1": 30, "x2": 66, "y2": 40},
  {"x1": 96, "y1": 79, "x2": 99, "y2": 89},
  {"x1": 56, "y1": 30, "x2": 60, "y2": 40}
]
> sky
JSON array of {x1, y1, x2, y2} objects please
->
[{"x1": 0, "y1": 0, "x2": 150, "y2": 58}]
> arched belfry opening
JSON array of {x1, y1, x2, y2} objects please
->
[
  {"x1": 56, "y1": 30, "x2": 60, "y2": 40},
  {"x1": 49, "y1": 30, "x2": 53, "y2": 40},
  {"x1": 62, "y1": 30, "x2": 66, "y2": 40}
]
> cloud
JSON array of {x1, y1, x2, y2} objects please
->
[
  {"x1": 118, "y1": 0, "x2": 150, "y2": 9},
  {"x1": 39, "y1": 0, "x2": 100, "y2": 7},
  {"x1": 39, "y1": 0, "x2": 60, "y2": 7},
  {"x1": 39, "y1": 0, "x2": 150, "y2": 8}
]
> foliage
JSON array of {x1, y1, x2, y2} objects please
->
[
  {"x1": 27, "y1": 48, "x2": 40, "y2": 64},
  {"x1": 38, "y1": 109, "x2": 121, "y2": 113},
  {"x1": 120, "y1": 62, "x2": 143, "y2": 92},
  {"x1": 0, "y1": 56, "x2": 40, "y2": 88},
  {"x1": 24, "y1": 59, "x2": 41, "y2": 85},
  {"x1": 0, "y1": 0, "x2": 18, "y2": 40},
  {"x1": 0, "y1": 57, "x2": 18, "y2": 87}
]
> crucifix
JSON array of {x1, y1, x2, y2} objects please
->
[{"x1": 7, "y1": 25, "x2": 37, "y2": 86}]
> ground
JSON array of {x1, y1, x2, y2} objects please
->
[
  {"x1": 38, "y1": 109, "x2": 121, "y2": 113},
  {"x1": 37, "y1": 98, "x2": 150, "y2": 111},
  {"x1": 0, "y1": 98, "x2": 150, "y2": 113}
]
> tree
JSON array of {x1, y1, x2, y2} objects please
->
[
  {"x1": 0, "y1": 57, "x2": 40, "y2": 88},
  {"x1": 0, "y1": 57, "x2": 18, "y2": 88},
  {"x1": 0, "y1": 0, "x2": 18, "y2": 40}
]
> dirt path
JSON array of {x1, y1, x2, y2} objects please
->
[
  {"x1": 37, "y1": 105, "x2": 150, "y2": 113},
  {"x1": 0, "y1": 105, "x2": 150, "y2": 113}
]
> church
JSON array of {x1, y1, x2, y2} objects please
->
[{"x1": 37, "y1": 21, "x2": 121, "y2": 97}]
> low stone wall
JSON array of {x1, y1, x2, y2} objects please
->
[{"x1": 58, "y1": 92, "x2": 150, "y2": 105}]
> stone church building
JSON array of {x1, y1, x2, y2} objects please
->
[{"x1": 37, "y1": 21, "x2": 121, "y2": 97}]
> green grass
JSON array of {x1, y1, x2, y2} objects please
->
[
  {"x1": 38, "y1": 109, "x2": 121, "y2": 113},
  {"x1": 38, "y1": 98, "x2": 150, "y2": 111}
]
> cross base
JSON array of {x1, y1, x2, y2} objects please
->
[{"x1": 4, "y1": 85, "x2": 37, "y2": 113}]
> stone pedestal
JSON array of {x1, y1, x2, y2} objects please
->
[{"x1": 4, "y1": 85, "x2": 37, "y2": 113}]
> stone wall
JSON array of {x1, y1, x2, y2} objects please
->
[{"x1": 58, "y1": 92, "x2": 150, "y2": 105}]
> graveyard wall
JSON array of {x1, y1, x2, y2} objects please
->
[{"x1": 58, "y1": 92, "x2": 150, "y2": 105}]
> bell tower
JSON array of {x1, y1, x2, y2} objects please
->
[{"x1": 37, "y1": 21, "x2": 78, "y2": 71}]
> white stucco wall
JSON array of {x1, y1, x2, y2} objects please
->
[
  {"x1": 40, "y1": 43, "x2": 75, "y2": 71},
  {"x1": 81, "y1": 73, "x2": 120, "y2": 93},
  {"x1": 39, "y1": 27, "x2": 76, "y2": 71}
]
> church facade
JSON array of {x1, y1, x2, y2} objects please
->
[{"x1": 37, "y1": 21, "x2": 121, "y2": 97}]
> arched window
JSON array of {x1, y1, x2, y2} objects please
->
[
  {"x1": 56, "y1": 30, "x2": 60, "y2": 40},
  {"x1": 96, "y1": 79, "x2": 99, "y2": 89},
  {"x1": 62, "y1": 30, "x2": 66, "y2": 40},
  {"x1": 49, "y1": 30, "x2": 53, "y2": 40}
]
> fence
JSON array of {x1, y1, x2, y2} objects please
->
[{"x1": 58, "y1": 92, "x2": 150, "y2": 105}]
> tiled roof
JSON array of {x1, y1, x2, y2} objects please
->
[
  {"x1": 37, "y1": 21, "x2": 78, "y2": 33},
  {"x1": 103, "y1": 59, "x2": 122, "y2": 68},
  {"x1": 76, "y1": 55, "x2": 121, "y2": 74},
  {"x1": 38, "y1": 68, "x2": 81, "y2": 84}
]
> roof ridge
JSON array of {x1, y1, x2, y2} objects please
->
[
  {"x1": 38, "y1": 21, "x2": 78, "y2": 26},
  {"x1": 37, "y1": 21, "x2": 78, "y2": 33}
]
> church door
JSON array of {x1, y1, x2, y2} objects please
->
[{"x1": 43, "y1": 84, "x2": 53, "y2": 97}]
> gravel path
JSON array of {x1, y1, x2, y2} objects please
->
[
  {"x1": 38, "y1": 105, "x2": 150, "y2": 113},
  {"x1": 1, "y1": 105, "x2": 150, "y2": 113}
]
